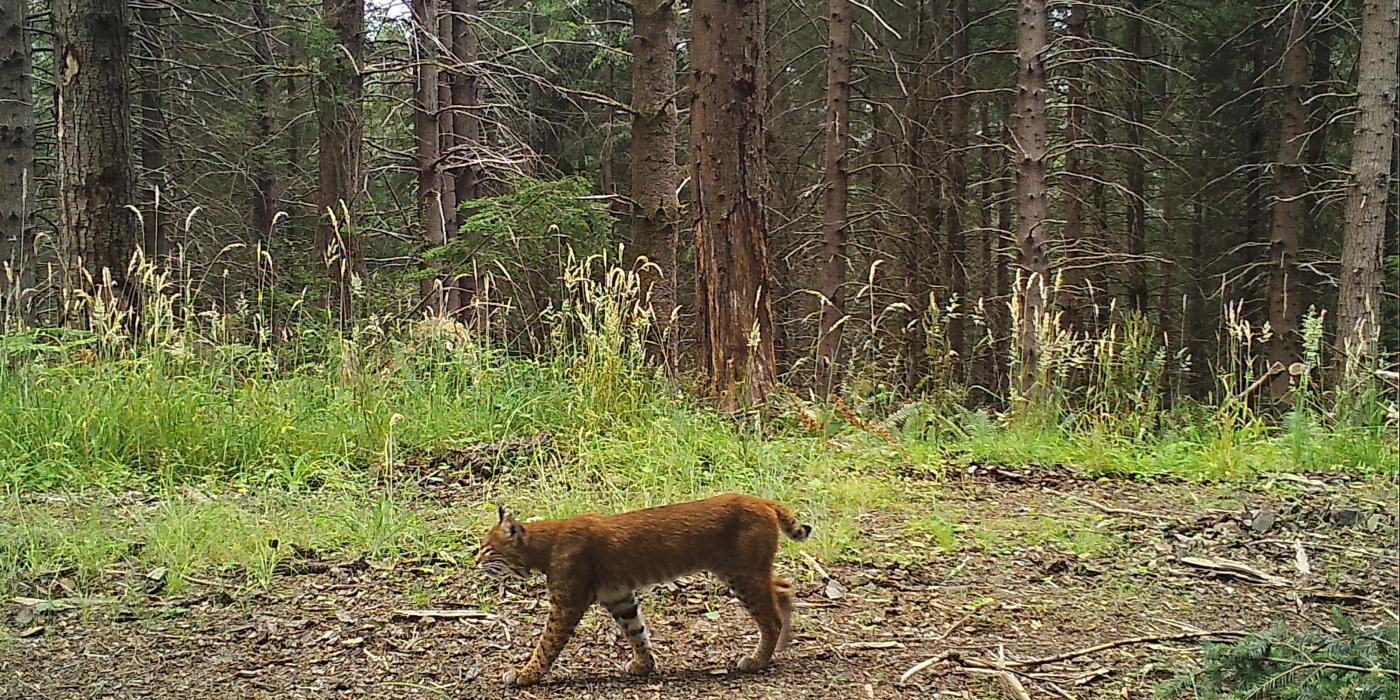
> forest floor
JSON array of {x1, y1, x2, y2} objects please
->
[{"x1": 4, "y1": 464, "x2": 1396, "y2": 700}]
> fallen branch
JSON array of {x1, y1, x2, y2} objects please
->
[
  {"x1": 961, "y1": 666, "x2": 1032, "y2": 700},
  {"x1": 393, "y1": 608, "x2": 495, "y2": 620},
  {"x1": 1003, "y1": 630, "x2": 1248, "y2": 668},
  {"x1": 1177, "y1": 555, "x2": 1287, "y2": 586}
]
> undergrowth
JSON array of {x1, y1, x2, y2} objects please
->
[
  {"x1": 1158, "y1": 613, "x2": 1399, "y2": 699},
  {"x1": 0, "y1": 257, "x2": 1394, "y2": 596}
]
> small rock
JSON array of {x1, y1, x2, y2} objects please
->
[
  {"x1": 1329, "y1": 508, "x2": 1360, "y2": 527},
  {"x1": 823, "y1": 578, "x2": 846, "y2": 600},
  {"x1": 1249, "y1": 510, "x2": 1278, "y2": 534}
]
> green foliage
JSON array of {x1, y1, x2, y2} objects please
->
[
  {"x1": 429, "y1": 175, "x2": 613, "y2": 271},
  {"x1": 1159, "y1": 616, "x2": 1399, "y2": 700}
]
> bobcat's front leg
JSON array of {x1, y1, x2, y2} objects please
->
[{"x1": 505, "y1": 586, "x2": 588, "y2": 687}]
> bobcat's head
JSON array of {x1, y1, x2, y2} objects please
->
[{"x1": 476, "y1": 504, "x2": 529, "y2": 580}]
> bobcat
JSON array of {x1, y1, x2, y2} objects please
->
[{"x1": 475, "y1": 493, "x2": 812, "y2": 687}]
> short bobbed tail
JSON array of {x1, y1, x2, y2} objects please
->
[{"x1": 771, "y1": 501, "x2": 812, "y2": 542}]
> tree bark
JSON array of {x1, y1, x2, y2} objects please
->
[
  {"x1": 690, "y1": 0, "x2": 777, "y2": 409},
  {"x1": 815, "y1": 0, "x2": 852, "y2": 394},
  {"x1": 0, "y1": 0, "x2": 33, "y2": 323},
  {"x1": 53, "y1": 0, "x2": 139, "y2": 319},
  {"x1": 1060, "y1": 2, "x2": 1090, "y2": 332},
  {"x1": 446, "y1": 0, "x2": 482, "y2": 326},
  {"x1": 901, "y1": 0, "x2": 932, "y2": 391},
  {"x1": 316, "y1": 0, "x2": 364, "y2": 330},
  {"x1": 1266, "y1": 1, "x2": 1310, "y2": 398},
  {"x1": 1013, "y1": 0, "x2": 1051, "y2": 398},
  {"x1": 134, "y1": 4, "x2": 166, "y2": 262},
  {"x1": 630, "y1": 0, "x2": 679, "y2": 372},
  {"x1": 1336, "y1": 0, "x2": 1398, "y2": 376},
  {"x1": 252, "y1": 0, "x2": 277, "y2": 243},
  {"x1": 451, "y1": 0, "x2": 479, "y2": 207},
  {"x1": 437, "y1": 6, "x2": 456, "y2": 244},
  {"x1": 942, "y1": 0, "x2": 970, "y2": 377},
  {"x1": 1124, "y1": 0, "x2": 1148, "y2": 313},
  {"x1": 412, "y1": 0, "x2": 447, "y2": 315}
]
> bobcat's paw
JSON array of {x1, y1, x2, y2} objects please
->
[
  {"x1": 625, "y1": 655, "x2": 656, "y2": 676},
  {"x1": 503, "y1": 668, "x2": 539, "y2": 687},
  {"x1": 737, "y1": 655, "x2": 771, "y2": 673}
]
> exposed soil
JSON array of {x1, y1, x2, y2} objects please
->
[{"x1": 4, "y1": 467, "x2": 1396, "y2": 699}]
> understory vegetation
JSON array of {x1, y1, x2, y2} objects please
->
[{"x1": 1, "y1": 261, "x2": 1394, "y2": 599}]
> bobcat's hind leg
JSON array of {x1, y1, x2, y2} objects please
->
[
  {"x1": 728, "y1": 574, "x2": 783, "y2": 672},
  {"x1": 773, "y1": 575, "x2": 796, "y2": 652},
  {"x1": 598, "y1": 586, "x2": 656, "y2": 676}
]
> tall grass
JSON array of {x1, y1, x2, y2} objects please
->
[{"x1": 0, "y1": 249, "x2": 1395, "y2": 595}]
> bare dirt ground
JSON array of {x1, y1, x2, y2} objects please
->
[{"x1": 4, "y1": 466, "x2": 1397, "y2": 699}]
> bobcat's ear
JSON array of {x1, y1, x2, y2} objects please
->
[{"x1": 497, "y1": 504, "x2": 523, "y2": 539}]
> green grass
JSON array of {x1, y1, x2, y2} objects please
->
[{"x1": 0, "y1": 314, "x2": 1394, "y2": 597}]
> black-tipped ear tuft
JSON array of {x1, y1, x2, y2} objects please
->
[{"x1": 497, "y1": 503, "x2": 506, "y2": 522}]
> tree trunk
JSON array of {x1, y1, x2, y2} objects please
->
[
  {"x1": 1266, "y1": 1, "x2": 1310, "y2": 399},
  {"x1": 412, "y1": 0, "x2": 447, "y2": 315},
  {"x1": 316, "y1": 0, "x2": 364, "y2": 331},
  {"x1": 690, "y1": 0, "x2": 777, "y2": 409},
  {"x1": 1124, "y1": 0, "x2": 1148, "y2": 313},
  {"x1": 437, "y1": 7, "x2": 456, "y2": 244},
  {"x1": 252, "y1": 0, "x2": 277, "y2": 243},
  {"x1": 630, "y1": 0, "x2": 679, "y2": 372},
  {"x1": 135, "y1": 4, "x2": 166, "y2": 261},
  {"x1": 815, "y1": 0, "x2": 852, "y2": 394},
  {"x1": 901, "y1": 0, "x2": 932, "y2": 391},
  {"x1": 0, "y1": 0, "x2": 33, "y2": 323},
  {"x1": 447, "y1": 0, "x2": 482, "y2": 326},
  {"x1": 1060, "y1": 2, "x2": 1090, "y2": 332},
  {"x1": 451, "y1": 0, "x2": 478, "y2": 207},
  {"x1": 1013, "y1": 0, "x2": 1051, "y2": 398},
  {"x1": 1336, "y1": 0, "x2": 1398, "y2": 376},
  {"x1": 53, "y1": 0, "x2": 139, "y2": 319},
  {"x1": 942, "y1": 0, "x2": 970, "y2": 378}
]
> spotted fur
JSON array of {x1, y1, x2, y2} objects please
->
[{"x1": 475, "y1": 494, "x2": 811, "y2": 687}]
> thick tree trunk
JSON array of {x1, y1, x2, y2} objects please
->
[
  {"x1": 630, "y1": 0, "x2": 679, "y2": 372},
  {"x1": 447, "y1": 0, "x2": 482, "y2": 326},
  {"x1": 451, "y1": 0, "x2": 479, "y2": 207},
  {"x1": 1337, "y1": 0, "x2": 1398, "y2": 376},
  {"x1": 0, "y1": 0, "x2": 33, "y2": 323},
  {"x1": 815, "y1": 0, "x2": 852, "y2": 394},
  {"x1": 316, "y1": 0, "x2": 364, "y2": 330},
  {"x1": 53, "y1": 0, "x2": 139, "y2": 319},
  {"x1": 1013, "y1": 0, "x2": 1051, "y2": 398},
  {"x1": 252, "y1": 0, "x2": 277, "y2": 242},
  {"x1": 690, "y1": 0, "x2": 777, "y2": 409},
  {"x1": 1266, "y1": 2, "x2": 1310, "y2": 399},
  {"x1": 412, "y1": 0, "x2": 447, "y2": 315}
]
